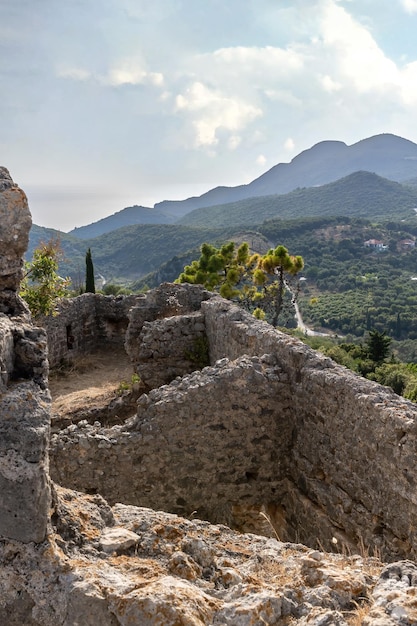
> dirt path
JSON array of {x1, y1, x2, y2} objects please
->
[{"x1": 49, "y1": 347, "x2": 136, "y2": 419}]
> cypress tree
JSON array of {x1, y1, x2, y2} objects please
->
[{"x1": 85, "y1": 248, "x2": 95, "y2": 293}]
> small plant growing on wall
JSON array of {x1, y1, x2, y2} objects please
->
[{"x1": 117, "y1": 373, "x2": 141, "y2": 395}]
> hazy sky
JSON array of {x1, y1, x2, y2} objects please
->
[{"x1": 2, "y1": 0, "x2": 417, "y2": 231}]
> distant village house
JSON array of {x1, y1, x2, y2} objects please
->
[
  {"x1": 398, "y1": 238, "x2": 416, "y2": 252},
  {"x1": 364, "y1": 239, "x2": 388, "y2": 251}
]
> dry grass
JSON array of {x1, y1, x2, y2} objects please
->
[
  {"x1": 49, "y1": 348, "x2": 135, "y2": 417},
  {"x1": 259, "y1": 510, "x2": 281, "y2": 542},
  {"x1": 345, "y1": 600, "x2": 372, "y2": 625}
]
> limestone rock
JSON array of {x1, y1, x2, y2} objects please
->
[
  {"x1": 0, "y1": 169, "x2": 50, "y2": 544},
  {"x1": 0, "y1": 167, "x2": 32, "y2": 293},
  {"x1": 0, "y1": 381, "x2": 51, "y2": 542},
  {"x1": 100, "y1": 527, "x2": 140, "y2": 553},
  {"x1": 1, "y1": 486, "x2": 415, "y2": 625}
]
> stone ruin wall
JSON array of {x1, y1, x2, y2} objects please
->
[
  {"x1": 5, "y1": 167, "x2": 417, "y2": 624},
  {"x1": 43, "y1": 292, "x2": 141, "y2": 368},
  {"x1": 48, "y1": 283, "x2": 417, "y2": 561},
  {"x1": 2, "y1": 161, "x2": 417, "y2": 562}
]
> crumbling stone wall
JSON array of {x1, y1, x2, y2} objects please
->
[
  {"x1": 50, "y1": 354, "x2": 294, "y2": 523},
  {"x1": 136, "y1": 312, "x2": 207, "y2": 389},
  {"x1": 0, "y1": 167, "x2": 50, "y2": 543},
  {"x1": 125, "y1": 282, "x2": 211, "y2": 368},
  {"x1": 48, "y1": 284, "x2": 417, "y2": 559},
  {"x1": 43, "y1": 293, "x2": 140, "y2": 368}
]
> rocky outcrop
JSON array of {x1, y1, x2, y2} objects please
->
[
  {"x1": 0, "y1": 485, "x2": 403, "y2": 626},
  {"x1": 2, "y1": 484, "x2": 417, "y2": 625},
  {"x1": 0, "y1": 167, "x2": 32, "y2": 303},
  {"x1": 0, "y1": 167, "x2": 50, "y2": 543}
]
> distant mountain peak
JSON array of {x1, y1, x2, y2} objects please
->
[{"x1": 155, "y1": 133, "x2": 417, "y2": 216}]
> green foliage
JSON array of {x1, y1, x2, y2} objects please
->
[
  {"x1": 28, "y1": 208, "x2": 417, "y2": 352},
  {"x1": 176, "y1": 241, "x2": 253, "y2": 296},
  {"x1": 255, "y1": 245, "x2": 304, "y2": 326},
  {"x1": 297, "y1": 332, "x2": 417, "y2": 401},
  {"x1": 365, "y1": 330, "x2": 391, "y2": 363},
  {"x1": 101, "y1": 283, "x2": 133, "y2": 296},
  {"x1": 117, "y1": 373, "x2": 141, "y2": 395},
  {"x1": 85, "y1": 248, "x2": 95, "y2": 293},
  {"x1": 368, "y1": 363, "x2": 417, "y2": 400},
  {"x1": 28, "y1": 223, "x2": 253, "y2": 286},
  {"x1": 176, "y1": 241, "x2": 304, "y2": 327},
  {"x1": 20, "y1": 239, "x2": 71, "y2": 317},
  {"x1": 253, "y1": 307, "x2": 266, "y2": 320}
]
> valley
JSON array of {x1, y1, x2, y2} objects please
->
[{"x1": 27, "y1": 133, "x2": 417, "y2": 354}]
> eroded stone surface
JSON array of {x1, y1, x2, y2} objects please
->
[
  {"x1": 0, "y1": 167, "x2": 32, "y2": 293},
  {"x1": 1, "y1": 486, "x2": 415, "y2": 626},
  {"x1": 0, "y1": 166, "x2": 50, "y2": 543}
]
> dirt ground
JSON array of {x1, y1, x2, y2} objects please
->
[{"x1": 49, "y1": 347, "x2": 136, "y2": 418}]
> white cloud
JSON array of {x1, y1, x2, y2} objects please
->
[
  {"x1": 320, "y1": 74, "x2": 342, "y2": 93},
  {"x1": 105, "y1": 58, "x2": 164, "y2": 87},
  {"x1": 317, "y1": 2, "x2": 399, "y2": 92},
  {"x1": 228, "y1": 135, "x2": 242, "y2": 150},
  {"x1": 212, "y1": 45, "x2": 304, "y2": 76},
  {"x1": 175, "y1": 82, "x2": 262, "y2": 148},
  {"x1": 284, "y1": 138, "x2": 295, "y2": 152},
  {"x1": 401, "y1": 60, "x2": 417, "y2": 105},
  {"x1": 7, "y1": 0, "x2": 417, "y2": 230},
  {"x1": 57, "y1": 58, "x2": 164, "y2": 88},
  {"x1": 400, "y1": 0, "x2": 417, "y2": 14}
]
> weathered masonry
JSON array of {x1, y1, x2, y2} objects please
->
[
  {"x1": 48, "y1": 283, "x2": 417, "y2": 561},
  {"x1": 43, "y1": 293, "x2": 140, "y2": 368}
]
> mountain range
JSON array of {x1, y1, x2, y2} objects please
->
[
  {"x1": 29, "y1": 132, "x2": 417, "y2": 284},
  {"x1": 66, "y1": 133, "x2": 417, "y2": 240}
]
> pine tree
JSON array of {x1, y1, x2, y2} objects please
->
[
  {"x1": 175, "y1": 241, "x2": 304, "y2": 326},
  {"x1": 85, "y1": 248, "x2": 95, "y2": 293}
]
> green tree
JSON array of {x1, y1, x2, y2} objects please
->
[
  {"x1": 253, "y1": 245, "x2": 304, "y2": 326},
  {"x1": 176, "y1": 241, "x2": 255, "y2": 298},
  {"x1": 176, "y1": 241, "x2": 304, "y2": 326},
  {"x1": 20, "y1": 239, "x2": 71, "y2": 317},
  {"x1": 365, "y1": 330, "x2": 391, "y2": 364},
  {"x1": 85, "y1": 248, "x2": 95, "y2": 293}
]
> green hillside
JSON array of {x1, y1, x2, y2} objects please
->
[
  {"x1": 68, "y1": 205, "x2": 174, "y2": 239},
  {"x1": 177, "y1": 172, "x2": 417, "y2": 229},
  {"x1": 28, "y1": 223, "x2": 253, "y2": 284},
  {"x1": 28, "y1": 213, "x2": 417, "y2": 351}
]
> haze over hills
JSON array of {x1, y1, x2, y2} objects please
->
[
  {"x1": 177, "y1": 171, "x2": 417, "y2": 229},
  {"x1": 68, "y1": 205, "x2": 174, "y2": 240},
  {"x1": 63, "y1": 133, "x2": 417, "y2": 240},
  {"x1": 27, "y1": 132, "x2": 417, "y2": 286},
  {"x1": 155, "y1": 133, "x2": 417, "y2": 216}
]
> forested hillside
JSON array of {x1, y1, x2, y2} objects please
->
[
  {"x1": 28, "y1": 223, "x2": 255, "y2": 285},
  {"x1": 29, "y1": 213, "x2": 417, "y2": 347},
  {"x1": 178, "y1": 172, "x2": 417, "y2": 228},
  {"x1": 257, "y1": 217, "x2": 417, "y2": 340},
  {"x1": 156, "y1": 133, "x2": 417, "y2": 214}
]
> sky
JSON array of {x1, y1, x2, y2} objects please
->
[{"x1": 2, "y1": 0, "x2": 417, "y2": 232}]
